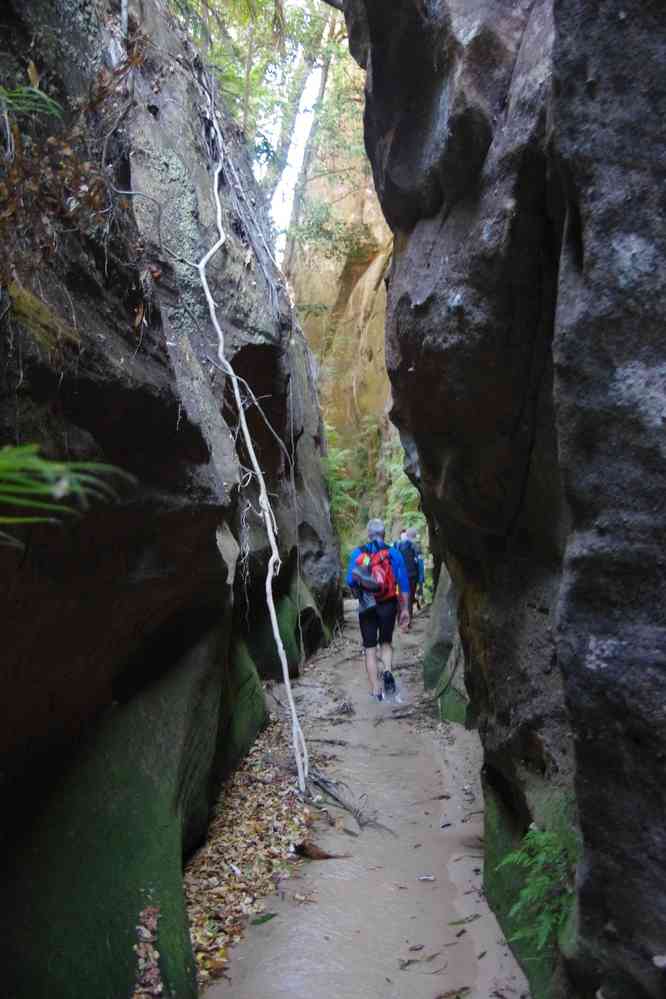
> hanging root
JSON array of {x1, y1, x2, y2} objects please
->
[{"x1": 195, "y1": 70, "x2": 309, "y2": 793}]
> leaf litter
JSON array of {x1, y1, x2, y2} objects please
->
[{"x1": 184, "y1": 717, "x2": 312, "y2": 989}]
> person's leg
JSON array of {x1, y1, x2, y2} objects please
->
[
  {"x1": 377, "y1": 599, "x2": 398, "y2": 675},
  {"x1": 359, "y1": 609, "x2": 382, "y2": 695},
  {"x1": 379, "y1": 641, "x2": 393, "y2": 672},
  {"x1": 408, "y1": 579, "x2": 417, "y2": 625},
  {"x1": 365, "y1": 646, "x2": 381, "y2": 695}
]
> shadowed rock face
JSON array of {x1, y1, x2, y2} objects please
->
[
  {"x1": 0, "y1": 1, "x2": 340, "y2": 995},
  {"x1": 346, "y1": 0, "x2": 666, "y2": 997},
  {"x1": 552, "y1": 4, "x2": 666, "y2": 998}
]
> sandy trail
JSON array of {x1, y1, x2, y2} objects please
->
[{"x1": 208, "y1": 602, "x2": 529, "y2": 999}]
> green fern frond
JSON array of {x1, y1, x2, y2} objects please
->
[
  {"x1": 0, "y1": 85, "x2": 62, "y2": 118},
  {"x1": 0, "y1": 444, "x2": 133, "y2": 545}
]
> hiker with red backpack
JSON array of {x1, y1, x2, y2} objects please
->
[{"x1": 347, "y1": 518, "x2": 410, "y2": 701}]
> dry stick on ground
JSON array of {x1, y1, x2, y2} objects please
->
[
  {"x1": 373, "y1": 708, "x2": 421, "y2": 726},
  {"x1": 308, "y1": 737, "x2": 349, "y2": 746},
  {"x1": 308, "y1": 768, "x2": 397, "y2": 837},
  {"x1": 196, "y1": 69, "x2": 308, "y2": 793}
]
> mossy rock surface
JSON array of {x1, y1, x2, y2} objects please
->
[
  {"x1": 484, "y1": 781, "x2": 579, "y2": 999},
  {"x1": 423, "y1": 570, "x2": 468, "y2": 727},
  {"x1": 219, "y1": 639, "x2": 268, "y2": 778},
  {"x1": 9, "y1": 282, "x2": 80, "y2": 353},
  {"x1": 484, "y1": 783, "x2": 556, "y2": 999},
  {"x1": 428, "y1": 631, "x2": 468, "y2": 724},
  {"x1": 423, "y1": 642, "x2": 447, "y2": 690},
  {"x1": 1, "y1": 625, "x2": 266, "y2": 999},
  {"x1": 246, "y1": 574, "x2": 326, "y2": 679},
  {"x1": 439, "y1": 682, "x2": 467, "y2": 724}
]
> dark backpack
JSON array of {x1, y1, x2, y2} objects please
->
[
  {"x1": 398, "y1": 539, "x2": 418, "y2": 579},
  {"x1": 359, "y1": 544, "x2": 397, "y2": 603}
]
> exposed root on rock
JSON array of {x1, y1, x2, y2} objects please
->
[{"x1": 195, "y1": 67, "x2": 308, "y2": 792}]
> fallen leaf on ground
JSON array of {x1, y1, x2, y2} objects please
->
[
  {"x1": 398, "y1": 958, "x2": 419, "y2": 970},
  {"x1": 250, "y1": 913, "x2": 277, "y2": 925},
  {"x1": 27, "y1": 60, "x2": 40, "y2": 87},
  {"x1": 448, "y1": 914, "x2": 481, "y2": 926},
  {"x1": 434, "y1": 989, "x2": 471, "y2": 998},
  {"x1": 184, "y1": 719, "x2": 313, "y2": 987},
  {"x1": 294, "y1": 841, "x2": 350, "y2": 860}
]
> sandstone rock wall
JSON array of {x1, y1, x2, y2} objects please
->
[
  {"x1": 0, "y1": 2, "x2": 340, "y2": 995},
  {"x1": 345, "y1": 1, "x2": 666, "y2": 997},
  {"x1": 285, "y1": 91, "x2": 392, "y2": 450}
]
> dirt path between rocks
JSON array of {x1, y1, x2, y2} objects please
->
[{"x1": 207, "y1": 602, "x2": 529, "y2": 999}]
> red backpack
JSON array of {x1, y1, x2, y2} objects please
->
[{"x1": 356, "y1": 544, "x2": 397, "y2": 603}]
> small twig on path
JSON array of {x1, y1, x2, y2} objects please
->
[
  {"x1": 374, "y1": 708, "x2": 421, "y2": 726},
  {"x1": 409, "y1": 794, "x2": 451, "y2": 806},
  {"x1": 308, "y1": 768, "x2": 397, "y2": 838},
  {"x1": 308, "y1": 738, "x2": 349, "y2": 747},
  {"x1": 267, "y1": 689, "x2": 287, "y2": 710}
]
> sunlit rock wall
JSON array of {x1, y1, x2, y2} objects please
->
[
  {"x1": 284, "y1": 107, "x2": 392, "y2": 450},
  {"x1": 345, "y1": 1, "x2": 666, "y2": 997},
  {"x1": 0, "y1": 1, "x2": 340, "y2": 996}
]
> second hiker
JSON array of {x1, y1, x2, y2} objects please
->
[
  {"x1": 397, "y1": 526, "x2": 420, "y2": 628},
  {"x1": 347, "y1": 518, "x2": 410, "y2": 700}
]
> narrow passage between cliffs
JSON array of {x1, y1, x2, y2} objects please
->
[{"x1": 203, "y1": 602, "x2": 529, "y2": 999}]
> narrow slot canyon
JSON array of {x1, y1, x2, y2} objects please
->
[{"x1": 1, "y1": 3, "x2": 665, "y2": 999}]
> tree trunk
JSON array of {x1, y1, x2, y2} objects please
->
[
  {"x1": 242, "y1": 22, "x2": 256, "y2": 138},
  {"x1": 282, "y1": 16, "x2": 335, "y2": 278},
  {"x1": 200, "y1": 0, "x2": 211, "y2": 53},
  {"x1": 261, "y1": 8, "x2": 328, "y2": 203}
]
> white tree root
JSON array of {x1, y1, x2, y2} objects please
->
[{"x1": 196, "y1": 74, "x2": 309, "y2": 792}]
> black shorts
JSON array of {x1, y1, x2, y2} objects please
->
[{"x1": 359, "y1": 599, "x2": 398, "y2": 648}]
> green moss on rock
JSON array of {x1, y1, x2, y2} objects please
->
[
  {"x1": 439, "y1": 682, "x2": 467, "y2": 724},
  {"x1": 220, "y1": 639, "x2": 268, "y2": 775},
  {"x1": 246, "y1": 574, "x2": 327, "y2": 679},
  {"x1": 423, "y1": 642, "x2": 447, "y2": 689},
  {"x1": 1, "y1": 622, "x2": 267, "y2": 999},
  {"x1": 484, "y1": 784, "x2": 557, "y2": 999},
  {"x1": 9, "y1": 282, "x2": 80, "y2": 353},
  {"x1": 428, "y1": 632, "x2": 468, "y2": 724},
  {"x1": 484, "y1": 781, "x2": 579, "y2": 999},
  {"x1": 422, "y1": 571, "x2": 469, "y2": 724}
]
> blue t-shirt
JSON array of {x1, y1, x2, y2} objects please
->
[{"x1": 346, "y1": 539, "x2": 410, "y2": 604}]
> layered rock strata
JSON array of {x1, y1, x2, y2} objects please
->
[
  {"x1": 0, "y1": 2, "x2": 339, "y2": 996},
  {"x1": 345, "y1": 1, "x2": 666, "y2": 997}
]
